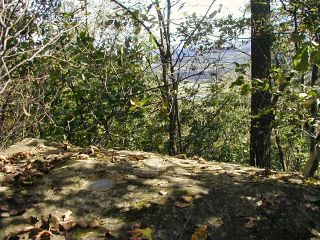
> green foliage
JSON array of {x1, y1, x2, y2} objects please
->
[
  {"x1": 181, "y1": 79, "x2": 250, "y2": 163},
  {"x1": 1, "y1": 0, "x2": 319, "y2": 176},
  {"x1": 39, "y1": 27, "x2": 153, "y2": 147}
]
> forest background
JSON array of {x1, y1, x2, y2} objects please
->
[{"x1": 0, "y1": 0, "x2": 319, "y2": 176}]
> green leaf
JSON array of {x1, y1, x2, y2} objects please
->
[
  {"x1": 240, "y1": 83, "x2": 251, "y2": 95},
  {"x1": 311, "y1": 49, "x2": 320, "y2": 67},
  {"x1": 293, "y1": 46, "x2": 310, "y2": 72},
  {"x1": 105, "y1": 20, "x2": 114, "y2": 27},
  {"x1": 290, "y1": 33, "x2": 304, "y2": 43},
  {"x1": 209, "y1": 10, "x2": 218, "y2": 18},
  {"x1": 149, "y1": 34, "x2": 158, "y2": 49},
  {"x1": 230, "y1": 75, "x2": 244, "y2": 87},
  {"x1": 134, "y1": 25, "x2": 141, "y2": 35},
  {"x1": 114, "y1": 20, "x2": 121, "y2": 29}
]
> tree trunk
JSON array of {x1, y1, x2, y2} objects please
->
[
  {"x1": 274, "y1": 129, "x2": 287, "y2": 172},
  {"x1": 304, "y1": 63, "x2": 319, "y2": 177},
  {"x1": 250, "y1": 0, "x2": 272, "y2": 168}
]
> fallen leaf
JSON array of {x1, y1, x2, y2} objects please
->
[
  {"x1": 60, "y1": 143, "x2": 71, "y2": 151},
  {"x1": 12, "y1": 151, "x2": 31, "y2": 160},
  {"x1": 181, "y1": 195, "x2": 193, "y2": 203},
  {"x1": 62, "y1": 210, "x2": 72, "y2": 221},
  {"x1": 36, "y1": 143, "x2": 47, "y2": 150},
  {"x1": 128, "y1": 229, "x2": 142, "y2": 239},
  {"x1": 9, "y1": 209, "x2": 19, "y2": 216},
  {"x1": 3, "y1": 165, "x2": 16, "y2": 174},
  {"x1": 21, "y1": 226, "x2": 37, "y2": 233},
  {"x1": 89, "y1": 219, "x2": 100, "y2": 228},
  {"x1": 120, "y1": 207, "x2": 131, "y2": 213},
  {"x1": 134, "y1": 222, "x2": 142, "y2": 228},
  {"x1": 191, "y1": 224, "x2": 208, "y2": 240},
  {"x1": 0, "y1": 205, "x2": 10, "y2": 212},
  {"x1": 23, "y1": 106, "x2": 31, "y2": 117},
  {"x1": 159, "y1": 190, "x2": 168, "y2": 195},
  {"x1": 128, "y1": 227, "x2": 152, "y2": 240},
  {"x1": 0, "y1": 212, "x2": 10, "y2": 218},
  {"x1": 0, "y1": 154, "x2": 7, "y2": 161},
  {"x1": 244, "y1": 217, "x2": 257, "y2": 229},
  {"x1": 105, "y1": 229, "x2": 117, "y2": 240},
  {"x1": 59, "y1": 221, "x2": 77, "y2": 231},
  {"x1": 29, "y1": 216, "x2": 40, "y2": 224},
  {"x1": 174, "y1": 201, "x2": 191, "y2": 208},
  {"x1": 78, "y1": 153, "x2": 90, "y2": 159},
  {"x1": 304, "y1": 194, "x2": 320, "y2": 203},
  {"x1": 34, "y1": 230, "x2": 52, "y2": 240},
  {"x1": 49, "y1": 215, "x2": 60, "y2": 232},
  {"x1": 176, "y1": 154, "x2": 187, "y2": 159}
]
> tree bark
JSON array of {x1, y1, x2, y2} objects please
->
[
  {"x1": 304, "y1": 63, "x2": 319, "y2": 177},
  {"x1": 250, "y1": 0, "x2": 273, "y2": 168},
  {"x1": 274, "y1": 129, "x2": 287, "y2": 172}
]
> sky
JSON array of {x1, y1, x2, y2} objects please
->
[
  {"x1": 87, "y1": 0, "x2": 249, "y2": 18},
  {"x1": 179, "y1": 0, "x2": 249, "y2": 18}
]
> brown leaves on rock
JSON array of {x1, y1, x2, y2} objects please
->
[
  {"x1": 0, "y1": 200, "x2": 25, "y2": 218},
  {"x1": 191, "y1": 224, "x2": 208, "y2": 240},
  {"x1": 174, "y1": 194, "x2": 194, "y2": 208},
  {"x1": 128, "y1": 227, "x2": 153, "y2": 240},
  {"x1": 0, "y1": 152, "x2": 71, "y2": 185},
  {"x1": 174, "y1": 201, "x2": 191, "y2": 208},
  {"x1": 59, "y1": 220, "x2": 77, "y2": 232},
  {"x1": 34, "y1": 230, "x2": 53, "y2": 240},
  {"x1": 5, "y1": 212, "x2": 102, "y2": 240},
  {"x1": 244, "y1": 217, "x2": 257, "y2": 229}
]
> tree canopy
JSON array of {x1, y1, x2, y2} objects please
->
[{"x1": 0, "y1": 0, "x2": 319, "y2": 176}]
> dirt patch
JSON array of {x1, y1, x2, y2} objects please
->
[{"x1": 1, "y1": 139, "x2": 320, "y2": 239}]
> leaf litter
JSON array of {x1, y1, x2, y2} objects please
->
[{"x1": 0, "y1": 138, "x2": 319, "y2": 239}]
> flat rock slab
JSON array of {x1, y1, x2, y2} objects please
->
[
  {"x1": 1, "y1": 138, "x2": 320, "y2": 240},
  {"x1": 88, "y1": 178, "x2": 115, "y2": 191}
]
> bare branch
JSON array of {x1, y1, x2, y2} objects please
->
[{"x1": 0, "y1": 23, "x2": 80, "y2": 94}]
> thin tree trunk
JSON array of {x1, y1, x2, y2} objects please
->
[
  {"x1": 304, "y1": 63, "x2": 319, "y2": 177},
  {"x1": 274, "y1": 129, "x2": 287, "y2": 172},
  {"x1": 250, "y1": 0, "x2": 273, "y2": 169}
]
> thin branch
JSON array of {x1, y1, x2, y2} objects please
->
[
  {"x1": 110, "y1": 0, "x2": 162, "y2": 50},
  {"x1": 0, "y1": 23, "x2": 80, "y2": 94},
  {"x1": 174, "y1": 0, "x2": 216, "y2": 68}
]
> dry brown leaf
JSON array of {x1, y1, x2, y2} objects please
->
[
  {"x1": 36, "y1": 143, "x2": 47, "y2": 150},
  {"x1": 128, "y1": 227, "x2": 152, "y2": 240},
  {"x1": 0, "y1": 205, "x2": 10, "y2": 212},
  {"x1": 89, "y1": 219, "x2": 100, "y2": 228},
  {"x1": 120, "y1": 207, "x2": 131, "y2": 213},
  {"x1": 77, "y1": 219, "x2": 89, "y2": 228},
  {"x1": 78, "y1": 153, "x2": 90, "y2": 159},
  {"x1": 29, "y1": 216, "x2": 40, "y2": 224},
  {"x1": 3, "y1": 165, "x2": 16, "y2": 174},
  {"x1": 174, "y1": 201, "x2": 191, "y2": 208},
  {"x1": 62, "y1": 210, "x2": 72, "y2": 221},
  {"x1": 134, "y1": 222, "x2": 142, "y2": 228},
  {"x1": 23, "y1": 106, "x2": 31, "y2": 117},
  {"x1": 34, "y1": 230, "x2": 53, "y2": 240},
  {"x1": 59, "y1": 221, "x2": 77, "y2": 231},
  {"x1": 191, "y1": 224, "x2": 208, "y2": 240},
  {"x1": 181, "y1": 195, "x2": 193, "y2": 203},
  {"x1": 13, "y1": 151, "x2": 31, "y2": 160},
  {"x1": 1, "y1": 212, "x2": 10, "y2": 218},
  {"x1": 49, "y1": 215, "x2": 60, "y2": 232},
  {"x1": 245, "y1": 217, "x2": 257, "y2": 229},
  {"x1": 9, "y1": 209, "x2": 19, "y2": 216},
  {"x1": 105, "y1": 229, "x2": 116, "y2": 240},
  {"x1": 21, "y1": 226, "x2": 37, "y2": 233},
  {"x1": 128, "y1": 228, "x2": 143, "y2": 239},
  {"x1": 159, "y1": 190, "x2": 168, "y2": 195}
]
